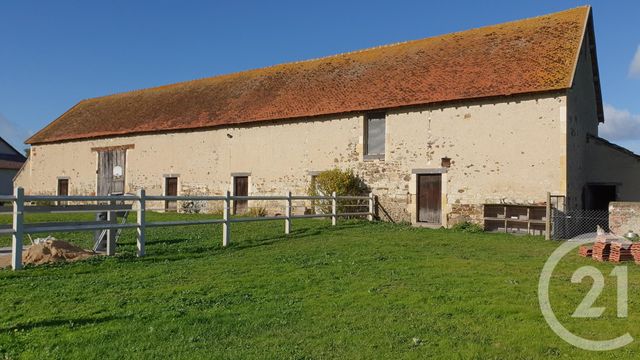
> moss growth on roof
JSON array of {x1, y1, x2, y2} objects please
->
[{"x1": 28, "y1": 6, "x2": 591, "y2": 144}]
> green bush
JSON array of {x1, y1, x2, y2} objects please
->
[
  {"x1": 451, "y1": 221, "x2": 484, "y2": 233},
  {"x1": 308, "y1": 168, "x2": 368, "y2": 197},
  {"x1": 308, "y1": 169, "x2": 369, "y2": 215}
]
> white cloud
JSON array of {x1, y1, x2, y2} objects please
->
[
  {"x1": 0, "y1": 113, "x2": 29, "y2": 150},
  {"x1": 600, "y1": 104, "x2": 640, "y2": 141},
  {"x1": 630, "y1": 45, "x2": 640, "y2": 78}
]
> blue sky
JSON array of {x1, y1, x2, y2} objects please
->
[{"x1": 1, "y1": 0, "x2": 639, "y2": 152}]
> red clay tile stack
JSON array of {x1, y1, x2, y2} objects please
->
[
  {"x1": 631, "y1": 243, "x2": 640, "y2": 264},
  {"x1": 592, "y1": 242, "x2": 611, "y2": 262},
  {"x1": 609, "y1": 242, "x2": 634, "y2": 263},
  {"x1": 578, "y1": 246, "x2": 593, "y2": 257}
]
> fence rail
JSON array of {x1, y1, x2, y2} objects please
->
[{"x1": 1, "y1": 188, "x2": 376, "y2": 270}]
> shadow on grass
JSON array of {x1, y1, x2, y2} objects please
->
[
  {"x1": 145, "y1": 237, "x2": 192, "y2": 246},
  {"x1": 132, "y1": 221, "x2": 373, "y2": 262},
  {"x1": 1, "y1": 220, "x2": 379, "y2": 272},
  {"x1": 1, "y1": 314, "x2": 123, "y2": 332},
  {"x1": 223, "y1": 220, "x2": 371, "y2": 251}
]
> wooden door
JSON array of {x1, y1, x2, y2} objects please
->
[
  {"x1": 165, "y1": 177, "x2": 178, "y2": 211},
  {"x1": 57, "y1": 178, "x2": 69, "y2": 206},
  {"x1": 418, "y1": 174, "x2": 442, "y2": 224},
  {"x1": 233, "y1": 176, "x2": 248, "y2": 214},
  {"x1": 97, "y1": 150, "x2": 126, "y2": 195},
  {"x1": 57, "y1": 178, "x2": 69, "y2": 196}
]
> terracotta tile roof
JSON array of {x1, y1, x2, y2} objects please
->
[{"x1": 27, "y1": 6, "x2": 592, "y2": 145}]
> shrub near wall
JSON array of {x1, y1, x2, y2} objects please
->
[{"x1": 308, "y1": 169, "x2": 369, "y2": 215}]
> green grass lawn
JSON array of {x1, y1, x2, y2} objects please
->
[{"x1": 0, "y1": 213, "x2": 639, "y2": 359}]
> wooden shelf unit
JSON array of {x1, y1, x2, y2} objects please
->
[{"x1": 483, "y1": 204, "x2": 546, "y2": 235}]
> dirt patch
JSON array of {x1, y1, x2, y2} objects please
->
[{"x1": 0, "y1": 240, "x2": 94, "y2": 269}]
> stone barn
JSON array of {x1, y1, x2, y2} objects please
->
[{"x1": 14, "y1": 6, "x2": 640, "y2": 226}]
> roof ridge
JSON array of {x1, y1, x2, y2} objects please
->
[
  {"x1": 79, "y1": 6, "x2": 590, "y2": 104},
  {"x1": 587, "y1": 134, "x2": 640, "y2": 160},
  {"x1": 28, "y1": 6, "x2": 591, "y2": 144},
  {"x1": 0, "y1": 135, "x2": 26, "y2": 159}
]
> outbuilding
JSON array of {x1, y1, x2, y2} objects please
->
[{"x1": 0, "y1": 136, "x2": 26, "y2": 197}]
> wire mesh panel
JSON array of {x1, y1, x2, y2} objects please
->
[{"x1": 551, "y1": 209, "x2": 609, "y2": 240}]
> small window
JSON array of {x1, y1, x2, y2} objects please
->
[{"x1": 365, "y1": 113, "x2": 386, "y2": 159}]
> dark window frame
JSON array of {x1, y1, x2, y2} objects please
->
[{"x1": 364, "y1": 112, "x2": 386, "y2": 160}]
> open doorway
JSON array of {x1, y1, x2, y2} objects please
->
[{"x1": 583, "y1": 184, "x2": 617, "y2": 210}]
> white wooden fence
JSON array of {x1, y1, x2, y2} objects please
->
[{"x1": 0, "y1": 188, "x2": 376, "y2": 270}]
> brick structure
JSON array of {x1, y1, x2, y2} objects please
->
[{"x1": 609, "y1": 202, "x2": 640, "y2": 236}]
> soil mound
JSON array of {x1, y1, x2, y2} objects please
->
[
  {"x1": 23, "y1": 240, "x2": 94, "y2": 265},
  {"x1": 1, "y1": 239, "x2": 95, "y2": 268}
]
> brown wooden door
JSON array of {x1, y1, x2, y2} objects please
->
[
  {"x1": 57, "y1": 179, "x2": 69, "y2": 196},
  {"x1": 57, "y1": 178, "x2": 69, "y2": 206},
  {"x1": 97, "y1": 150, "x2": 126, "y2": 195},
  {"x1": 233, "y1": 176, "x2": 248, "y2": 214},
  {"x1": 165, "y1": 177, "x2": 178, "y2": 211},
  {"x1": 418, "y1": 174, "x2": 442, "y2": 224}
]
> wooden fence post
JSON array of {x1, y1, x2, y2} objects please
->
[
  {"x1": 545, "y1": 191, "x2": 551, "y2": 240},
  {"x1": 223, "y1": 190, "x2": 230, "y2": 247},
  {"x1": 368, "y1": 192, "x2": 374, "y2": 221},
  {"x1": 285, "y1": 191, "x2": 292, "y2": 234},
  {"x1": 106, "y1": 198, "x2": 116, "y2": 256},
  {"x1": 11, "y1": 187, "x2": 24, "y2": 271},
  {"x1": 331, "y1": 191, "x2": 337, "y2": 226},
  {"x1": 137, "y1": 189, "x2": 146, "y2": 256}
]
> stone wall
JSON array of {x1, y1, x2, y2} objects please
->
[
  {"x1": 448, "y1": 204, "x2": 484, "y2": 226},
  {"x1": 16, "y1": 92, "x2": 567, "y2": 226},
  {"x1": 566, "y1": 30, "x2": 600, "y2": 210},
  {"x1": 609, "y1": 202, "x2": 640, "y2": 236}
]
